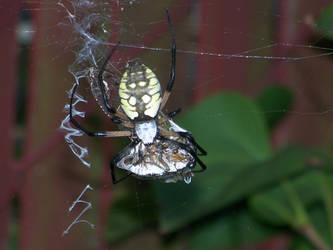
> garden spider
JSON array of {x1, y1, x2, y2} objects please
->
[{"x1": 69, "y1": 9, "x2": 207, "y2": 184}]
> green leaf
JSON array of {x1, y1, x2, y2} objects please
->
[
  {"x1": 181, "y1": 93, "x2": 272, "y2": 165},
  {"x1": 249, "y1": 169, "x2": 333, "y2": 227},
  {"x1": 189, "y1": 208, "x2": 276, "y2": 250},
  {"x1": 153, "y1": 93, "x2": 273, "y2": 232},
  {"x1": 318, "y1": 174, "x2": 333, "y2": 245},
  {"x1": 289, "y1": 204, "x2": 333, "y2": 250},
  {"x1": 154, "y1": 141, "x2": 333, "y2": 233},
  {"x1": 316, "y1": 4, "x2": 333, "y2": 40},
  {"x1": 289, "y1": 234, "x2": 316, "y2": 250},
  {"x1": 256, "y1": 84, "x2": 293, "y2": 130}
]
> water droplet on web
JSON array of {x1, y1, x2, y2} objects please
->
[{"x1": 184, "y1": 176, "x2": 192, "y2": 184}]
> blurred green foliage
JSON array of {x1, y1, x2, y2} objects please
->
[
  {"x1": 153, "y1": 93, "x2": 272, "y2": 232},
  {"x1": 316, "y1": 3, "x2": 333, "y2": 40},
  {"x1": 106, "y1": 88, "x2": 333, "y2": 249},
  {"x1": 105, "y1": 8, "x2": 333, "y2": 246},
  {"x1": 256, "y1": 85, "x2": 293, "y2": 131}
]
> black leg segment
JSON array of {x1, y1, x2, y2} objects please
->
[
  {"x1": 165, "y1": 9, "x2": 176, "y2": 93},
  {"x1": 97, "y1": 41, "x2": 122, "y2": 123},
  {"x1": 110, "y1": 140, "x2": 140, "y2": 184},
  {"x1": 168, "y1": 108, "x2": 181, "y2": 118},
  {"x1": 69, "y1": 84, "x2": 107, "y2": 137},
  {"x1": 110, "y1": 157, "x2": 132, "y2": 184},
  {"x1": 177, "y1": 132, "x2": 207, "y2": 156}
]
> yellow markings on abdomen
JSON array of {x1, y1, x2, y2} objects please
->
[
  {"x1": 119, "y1": 62, "x2": 162, "y2": 120},
  {"x1": 141, "y1": 94, "x2": 151, "y2": 104},
  {"x1": 129, "y1": 83, "x2": 136, "y2": 89},
  {"x1": 120, "y1": 99, "x2": 138, "y2": 119},
  {"x1": 148, "y1": 82, "x2": 160, "y2": 95},
  {"x1": 138, "y1": 81, "x2": 146, "y2": 87},
  {"x1": 128, "y1": 96, "x2": 137, "y2": 106},
  {"x1": 144, "y1": 92, "x2": 161, "y2": 117},
  {"x1": 119, "y1": 91, "x2": 130, "y2": 99}
]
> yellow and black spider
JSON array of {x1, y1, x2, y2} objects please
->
[{"x1": 69, "y1": 9, "x2": 207, "y2": 184}]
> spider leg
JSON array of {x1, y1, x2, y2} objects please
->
[
  {"x1": 105, "y1": 131, "x2": 132, "y2": 137},
  {"x1": 191, "y1": 157, "x2": 207, "y2": 173},
  {"x1": 70, "y1": 84, "x2": 106, "y2": 137},
  {"x1": 110, "y1": 140, "x2": 140, "y2": 184},
  {"x1": 156, "y1": 108, "x2": 181, "y2": 125},
  {"x1": 110, "y1": 158, "x2": 132, "y2": 184},
  {"x1": 177, "y1": 132, "x2": 207, "y2": 156},
  {"x1": 69, "y1": 84, "x2": 131, "y2": 137},
  {"x1": 159, "y1": 130, "x2": 207, "y2": 156},
  {"x1": 97, "y1": 41, "x2": 123, "y2": 124},
  {"x1": 168, "y1": 108, "x2": 181, "y2": 118},
  {"x1": 161, "y1": 9, "x2": 176, "y2": 110}
]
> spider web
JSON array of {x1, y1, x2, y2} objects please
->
[
  {"x1": 11, "y1": 0, "x2": 333, "y2": 243},
  {"x1": 53, "y1": 0, "x2": 333, "y2": 168}
]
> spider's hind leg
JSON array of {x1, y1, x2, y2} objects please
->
[
  {"x1": 110, "y1": 152, "x2": 132, "y2": 184},
  {"x1": 177, "y1": 132, "x2": 207, "y2": 156},
  {"x1": 191, "y1": 156, "x2": 207, "y2": 173}
]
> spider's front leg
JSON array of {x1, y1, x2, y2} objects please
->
[
  {"x1": 69, "y1": 84, "x2": 106, "y2": 137},
  {"x1": 69, "y1": 84, "x2": 132, "y2": 138},
  {"x1": 160, "y1": 9, "x2": 176, "y2": 110}
]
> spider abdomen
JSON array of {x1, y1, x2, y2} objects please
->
[{"x1": 119, "y1": 61, "x2": 162, "y2": 120}]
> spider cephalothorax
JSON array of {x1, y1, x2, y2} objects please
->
[{"x1": 69, "y1": 9, "x2": 207, "y2": 184}]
